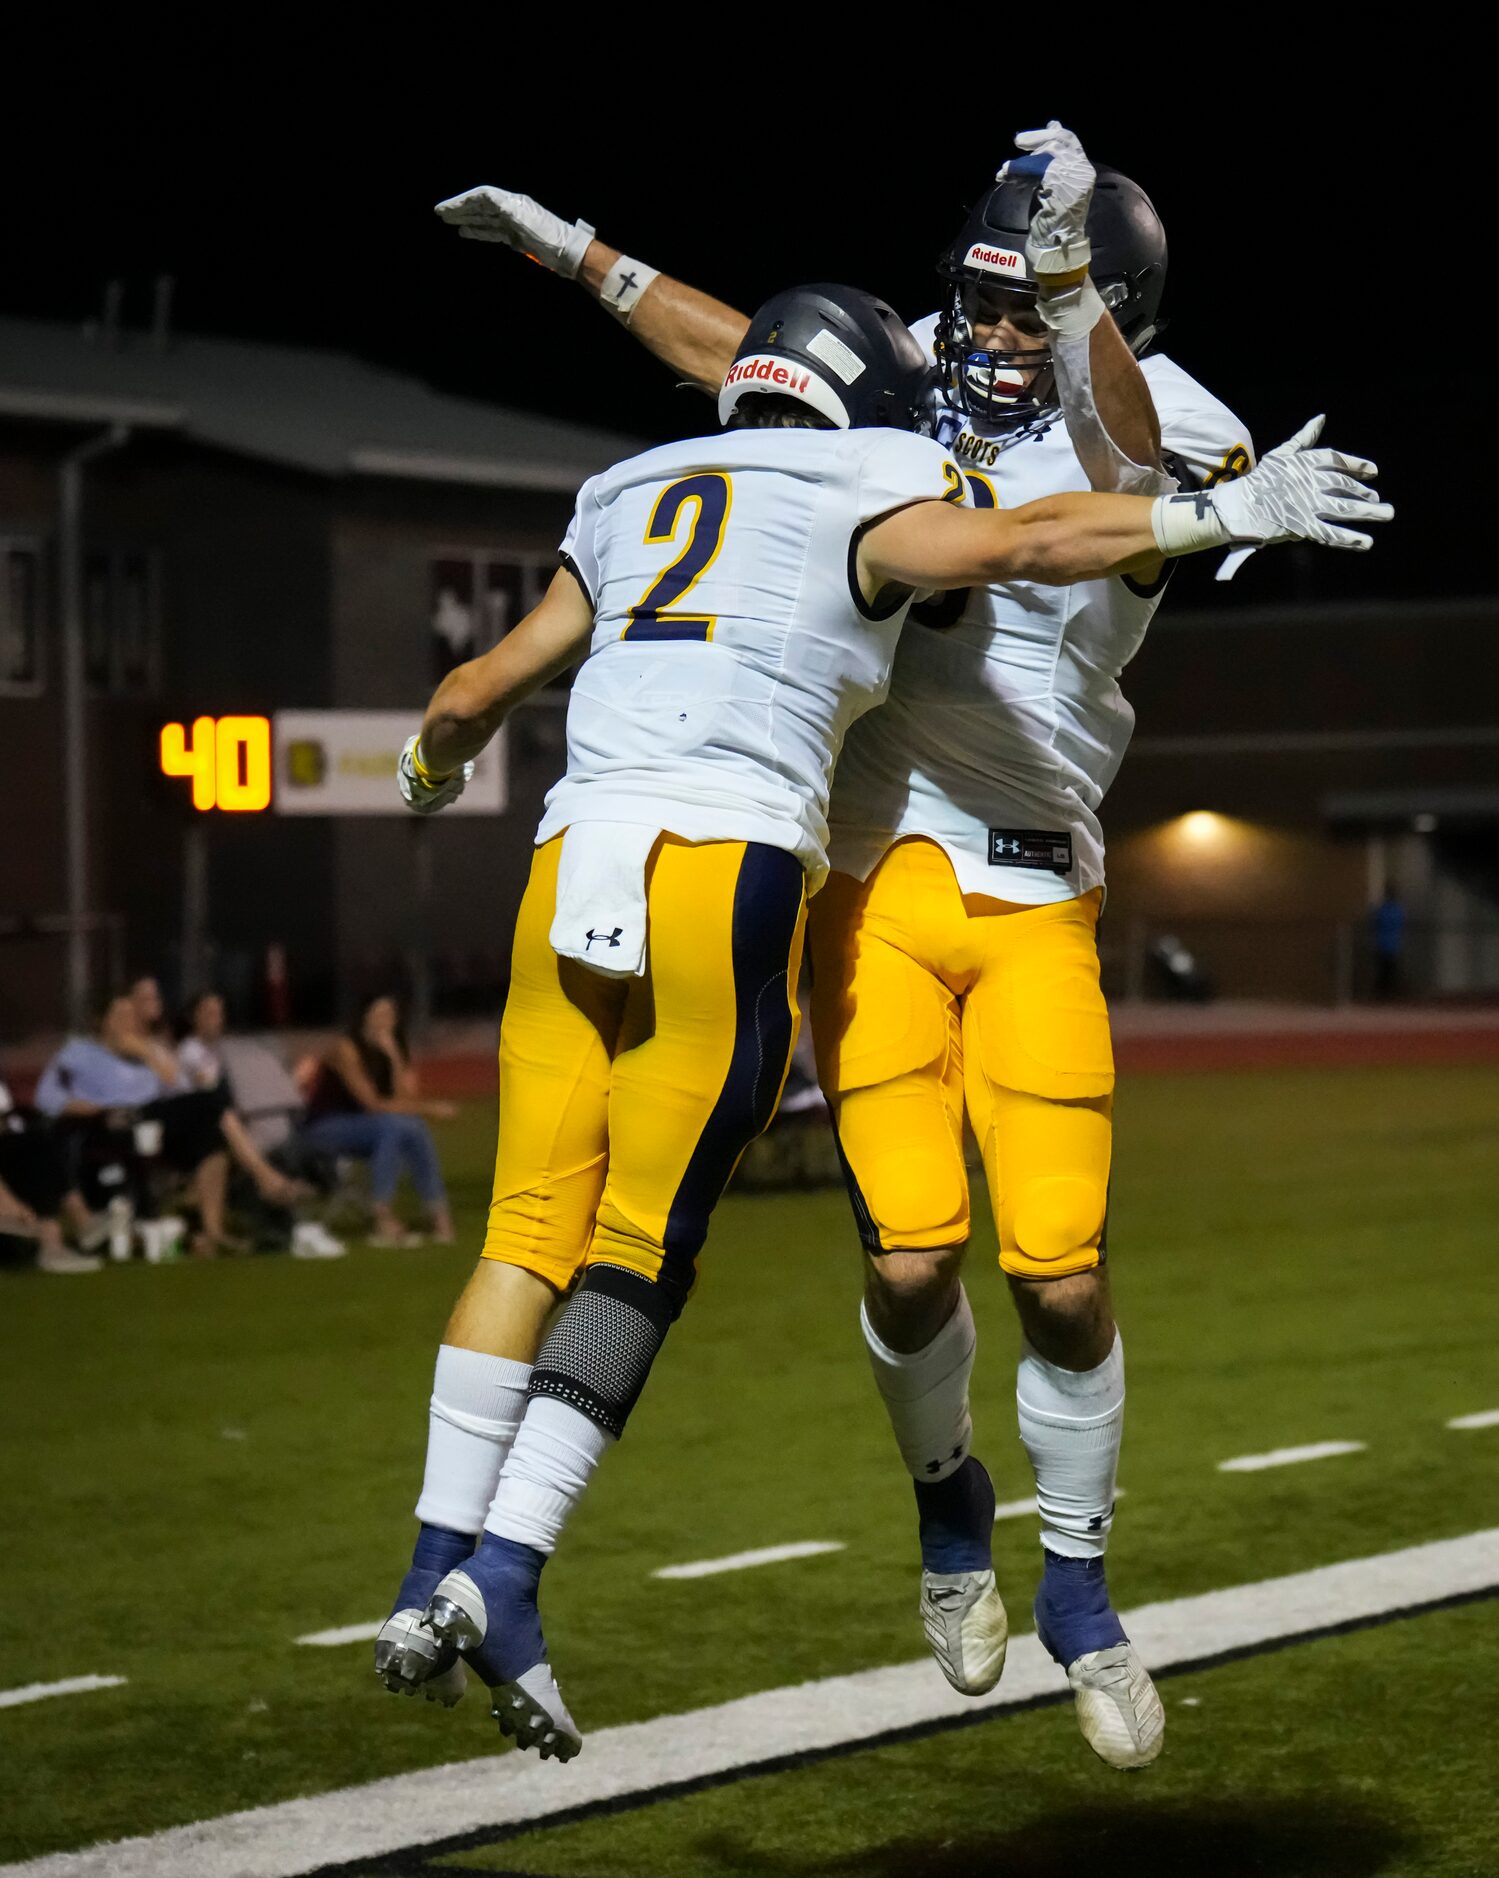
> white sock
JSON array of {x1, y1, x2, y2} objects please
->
[
  {"x1": 485, "y1": 1395, "x2": 615, "y2": 1555},
  {"x1": 1016, "y1": 1332, "x2": 1125, "y2": 1559},
  {"x1": 861, "y1": 1287, "x2": 976, "y2": 1484},
  {"x1": 413, "y1": 1345, "x2": 532, "y2": 1534}
]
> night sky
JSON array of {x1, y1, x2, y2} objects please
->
[{"x1": 4, "y1": 44, "x2": 1480, "y2": 612}]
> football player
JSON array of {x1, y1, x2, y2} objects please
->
[
  {"x1": 379, "y1": 263, "x2": 1384, "y2": 1762},
  {"x1": 428, "y1": 128, "x2": 1265, "y2": 1770}
]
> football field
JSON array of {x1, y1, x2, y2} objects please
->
[{"x1": 3, "y1": 1063, "x2": 1498, "y2": 1876}]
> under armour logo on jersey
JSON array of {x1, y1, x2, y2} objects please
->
[
  {"x1": 584, "y1": 927, "x2": 623, "y2": 950},
  {"x1": 994, "y1": 836, "x2": 1022, "y2": 857}
]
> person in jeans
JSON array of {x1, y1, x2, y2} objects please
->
[{"x1": 301, "y1": 995, "x2": 455, "y2": 1247}]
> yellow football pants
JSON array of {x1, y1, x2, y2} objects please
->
[
  {"x1": 810, "y1": 837, "x2": 1113, "y2": 1280},
  {"x1": 483, "y1": 833, "x2": 806, "y2": 1304}
]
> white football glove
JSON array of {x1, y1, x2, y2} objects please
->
[
  {"x1": 1000, "y1": 122, "x2": 1094, "y2": 280},
  {"x1": 1153, "y1": 417, "x2": 1393, "y2": 580},
  {"x1": 433, "y1": 186, "x2": 595, "y2": 279},
  {"x1": 398, "y1": 735, "x2": 473, "y2": 815}
]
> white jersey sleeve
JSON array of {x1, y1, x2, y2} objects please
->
[
  {"x1": 558, "y1": 473, "x2": 604, "y2": 604},
  {"x1": 1144, "y1": 355, "x2": 1255, "y2": 487},
  {"x1": 854, "y1": 428, "x2": 964, "y2": 529}
]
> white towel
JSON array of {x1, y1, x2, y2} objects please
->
[{"x1": 548, "y1": 822, "x2": 657, "y2": 979}]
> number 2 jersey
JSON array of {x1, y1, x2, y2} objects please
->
[
  {"x1": 827, "y1": 325, "x2": 1254, "y2": 905},
  {"x1": 538, "y1": 426, "x2": 966, "y2": 887}
]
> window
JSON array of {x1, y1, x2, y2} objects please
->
[
  {"x1": 428, "y1": 550, "x2": 553, "y2": 685},
  {"x1": 84, "y1": 549, "x2": 161, "y2": 696},
  {"x1": 0, "y1": 538, "x2": 44, "y2": 695}
]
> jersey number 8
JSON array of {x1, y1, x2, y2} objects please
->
[{"x1": 623, "y1": 473, "x2": 734, "y2": 642}]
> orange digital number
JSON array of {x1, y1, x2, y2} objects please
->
[
  {"x1": 160, "y1": 715, "x2": 272, "y2": 812},
  {"x1": 215, "y1": 716, "x2": 272, "y2": 811}
]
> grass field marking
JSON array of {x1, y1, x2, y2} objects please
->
[
  {"x1": 294, "y1": 1624, "x2": 383, "y2": 1648},
  {"x1": 9, "y1": 1528, "x2": 1496, "y2": 1878},
  {"x1": 1447, "y1": 1409, "x2": 1499, "y2": 1431},
  {"x1": 0, "y1": 1676, "x2": 126, "y2": 1712},
  {"x1": 652, "y1": 1541, "x2": 845, "y2": 1580},
  {"x1": 1217, "y1": 1440, "x2": 1367, "y2": 1473}
]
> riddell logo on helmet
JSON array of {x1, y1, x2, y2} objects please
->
[
  {"x1": 965, "y1": 243, "x2": 1025, "y2": 275},
  {"x1": 724, "y1": 356, "x2": 813, "y2": 394}
]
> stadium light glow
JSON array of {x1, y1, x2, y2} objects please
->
[{"x1": 1177, "y1": 810, "x2": 1229, "y2": 845}]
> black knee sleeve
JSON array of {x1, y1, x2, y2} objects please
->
[{"x1": 528, "y1": 1262, "x2": 681, "y2": 1440}]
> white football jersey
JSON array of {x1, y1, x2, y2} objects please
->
[
  {"x1": 538, "y1": 426, "x2": 966, "y2": 886},
  {"x1": 826, "y1": 316, "x2": 1254, "y2": 904}
]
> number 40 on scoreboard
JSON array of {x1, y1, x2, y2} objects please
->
[{"x1": 159, "y1": 715, "x2": 272, "y2": 812}]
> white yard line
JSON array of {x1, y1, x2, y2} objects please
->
[
  {"x1": 653, "y1": 1540, "x2": 845, "y2": 1580},
  {"x1": 1218, "y1": 1440, "x2": 1367, "y2": 1473},
  {"x1": 1448, "y1": 1409, "x2": 1499, "y2": 1431},
  {"x1": 7, "y1": 1527, "x2": 1496, "y2": 1878},
  {"x1": 0, "y1": 1676, "x2": 126, "y2": 1712},
  {"x1": 294, "y1": 1623, "x2": 383, "y2": 1648}
]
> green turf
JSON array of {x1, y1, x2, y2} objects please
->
[
  {"x1": 443, "y1": 1602, "x2": 1499, "y2": 1877},
  {"x1": 1, "y1": 1066, "x2": 1497, "y2": 1867}
]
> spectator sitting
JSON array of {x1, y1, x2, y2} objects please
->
[
  {"x1": 177, "y1": 990, "x2": 229, "y2": 1091},
  {"x1": 0, "y1": 1079, "x2": 103, "y2": 1274},
  {"x1": 179, "y1": 992, "x2": 344, "y2": 1259},
  {"x1": 128, "y1": 973, "x2": 172, "y2": 1046},
  {"x1": 35, "y1": 995, "x2": 305, "y2": 1258},
  {"x1": 301, "y1": 994, "x2": 456, "y2": 1247}
]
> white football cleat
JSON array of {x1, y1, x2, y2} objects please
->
[
  {"x1": 920, "y1": 1568, "x2": 1008, "y2": 1696},
  {"x1": 1065, "y1": 1641, "x2": 1164, "y2": 1769},
  {"x1": 373, "y1": 1607, "x2": 467, "y2": 1707}
]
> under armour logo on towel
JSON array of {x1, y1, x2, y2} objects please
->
[{"x1": 585, "y1": 927, "x2": 624, "y2": 950}]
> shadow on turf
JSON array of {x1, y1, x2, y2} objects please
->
[{"x1": 667, "y1": 1798, "x2": 1417, "y2": 1878}]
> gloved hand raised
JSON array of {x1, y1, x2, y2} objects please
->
[{"x1": 434, "y1": 186, "x2": 594, "y2": 279}]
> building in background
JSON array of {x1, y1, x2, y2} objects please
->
[
  {"x1": 1105, "y1": 596, "x2": 1499, "y2": 1003},
  {"x1": 0, "y1": 312, "x2": 641, "y2": 1036},
  {"x1": 3, "y1": 311, "x2": 1497, "y2": 1035}
]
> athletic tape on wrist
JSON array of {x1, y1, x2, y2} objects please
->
[
  {"x1": 1037, "y1": 275, "x2": 1106, "y2": 340},
  {"x1": 410, "y1": 741, "x2": 455, "y2": 787},
  {"x1": 599, "y1": 254, "x2": 661, "y2": 324},
  {"x1": 1151, "y1": 490, "x2": 1234, "y2": 558}
]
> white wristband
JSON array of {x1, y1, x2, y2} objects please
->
[
  {"x1": 599, "y1": 254, "x2": 661, "y2": 324},
  {"x1": 1037, "y1": 275, "x2": 1106, "y2": 341},
  {"x1": 1150, "y1": 490, "x2": 1233, "y2": 558}
]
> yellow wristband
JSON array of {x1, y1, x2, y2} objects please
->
[{"x1": 410, "y1": 741, "x2": 455, "y2": 787}]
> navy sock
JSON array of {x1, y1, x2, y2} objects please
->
[
  {"x1": 391, "y1": 1522, "x2": 473, "y2": 1614},
  {"x1": 462, "y1": 1532, "x2": 550, "y2": 1681},
  {"x1": 1033, "y1": 1548, "x2": 1127, "y2": 1666},
  {"x1": 913, "y1": 1456, "x2": 994, "y2": 1574}
]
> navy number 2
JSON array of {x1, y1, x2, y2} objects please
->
[{"x1": 623, "y1": 472, "x2": 734, "y2": 641}]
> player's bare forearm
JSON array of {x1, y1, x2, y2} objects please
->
[
  {"x1": 421, "y1": 568, "x2": 594, "y2": 773},
  {"x1": 577, "y1": 239, "x2": 749, "y2": 392},
  {"x1": 863, "y1": 493, "x2": 1160, "y2": 593},
  {"x1": 1081, "y1": 311, "x2": 1161, "y2": 471}
]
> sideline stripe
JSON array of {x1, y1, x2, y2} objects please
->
[
  {"x1": 1448, "y1": 1409, "x2": 1499, "y2": 1431},
  {"x1": 653, "y1": 1541, "x2": 843, "y2": 1580},
  {"x1": 1218, "y1": 1440, "x2": 1366, "y2": 1472},
  {"x1": 295, "y1": 1624, "x2": 382, "y2": 1649},
  {"x1": 7, "y1": 1528, "x2": 1496, "y2": 1878},
  {"x1": 0, "y1": 1676, "x2": 126, "y2": 1712}
]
